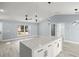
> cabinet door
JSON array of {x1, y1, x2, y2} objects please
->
[
  {"x1": 58, "y1": 37, "x2": 62, "y2": 52},
  {"x1": 52, "y1": 38, "x2": 62, "y2": 57},
  {"x1": 47, "y1": 43, "x2": 53, "y2": 57},
  {"x1": 52, "y1": 40, "x2": 58, "y2": 57}
]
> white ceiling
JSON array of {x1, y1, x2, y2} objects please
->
[{"x1": 0, "y1": 2, "x2": 79, "y2": 22}]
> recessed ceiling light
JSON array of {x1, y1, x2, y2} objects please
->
[
  {"x1": 0, "y1": 9, "x2": 4, "y2": 12},
  {"x1": 48, "y1": 2, "x2": 51, "y2": 4},
  {"x1": 74, "y1": 9, "x2": 78, "y2": 11}
]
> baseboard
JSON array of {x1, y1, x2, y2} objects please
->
[{"x1": 64, "y1": 40, "x2": 79, "y2": 45}]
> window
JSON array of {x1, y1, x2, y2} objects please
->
[{"x1": 17, "y1": 25, "x2": 29, "y2": 36}]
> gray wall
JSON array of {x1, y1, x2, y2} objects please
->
[
  {"x1": 2, "y1": 21, "x2": 38, "y2": 40},
  {"x1": 39, "y1": 14, "x2": 79, "y2": 42},
  {"x1": 39, "y1": 20, "x2": 51, "y2": 37},
  {"x1": 2, "y1": 14, "x2": 79, "y2": 42},
  {"x1": 50, "y1": 15, "x2": 79, "y2": 42},
  {"x1": 30, "y1": 23, "x2": 39, "y2": 37}
]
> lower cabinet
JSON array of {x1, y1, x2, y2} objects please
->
[
  {"x1": 33, "y1": 38, "x2": 62, "y2": 57},
  {"x1": 52, "y1": 37, "x2": 62, "y2": 57},
  {"x1": 45, "y1": 42, "x2": 53, "y2": 57},
  {"x1": 58, "y1": 37, "x2": 62, "y2": 53},
  {"x1": 33, "y1": 45, "x2": 50, "y2": 57},
  {"x1": 52, "y1": 40, "x2": 59, "y2": 56},
  {"x1": 20, "y1": 37, "x2": 62, "y2": 57}
]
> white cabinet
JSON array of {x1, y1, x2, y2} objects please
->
[
  {"x1": 33, "y1": 38, "x2": 62, "y2": 57},
  {"x1": 52, "y1": 40, "x2": 58, "y2": 57},
  {"x1": 33, "y1": 45, "x2": 49, "y2": 57},
  {"x1": 52, "y1": 37, "x2": 62, "y2": 57},
  {"x1": 47, "y1": 43, "x2": 53, "y2": 57},
  {"x1": 58, "y1": 37, "x2": 62, "y2": 52},
  {"x1": 20, "y1": 37, "x2": 62, "y2": 57}
]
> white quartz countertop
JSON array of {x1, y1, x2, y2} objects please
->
[{"x1": 20, "y1": 37, "x2": 61, "y2": 50}]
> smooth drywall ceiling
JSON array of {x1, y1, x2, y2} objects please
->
[
  {"x1": 0, "y1": 2, "x2": 38, "y2": 21},
  {"x1": 0, "y1": 2, "x2": 55, "y2": 22},
  {"x1": 2, "y1": 2, "x2": 79, "y2": 22}
]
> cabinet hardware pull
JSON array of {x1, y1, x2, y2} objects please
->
[
  {"x1": 57, "y1": 43, "x2": 59, "y2": 47},
  {"x1": 48, "y1": 45, "x2": 52, "y2": 47},
  {"x1": 37, "y1": 49, "x2": 43, "y2": 52}
]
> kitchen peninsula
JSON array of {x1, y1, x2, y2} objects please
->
[{"x1": 20, "y1": 37, "x2": 62, "y2": 57}]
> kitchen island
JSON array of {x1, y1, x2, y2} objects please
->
[{"x1": 20, "y1": 37, "x2": 62, "y2": 57}]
